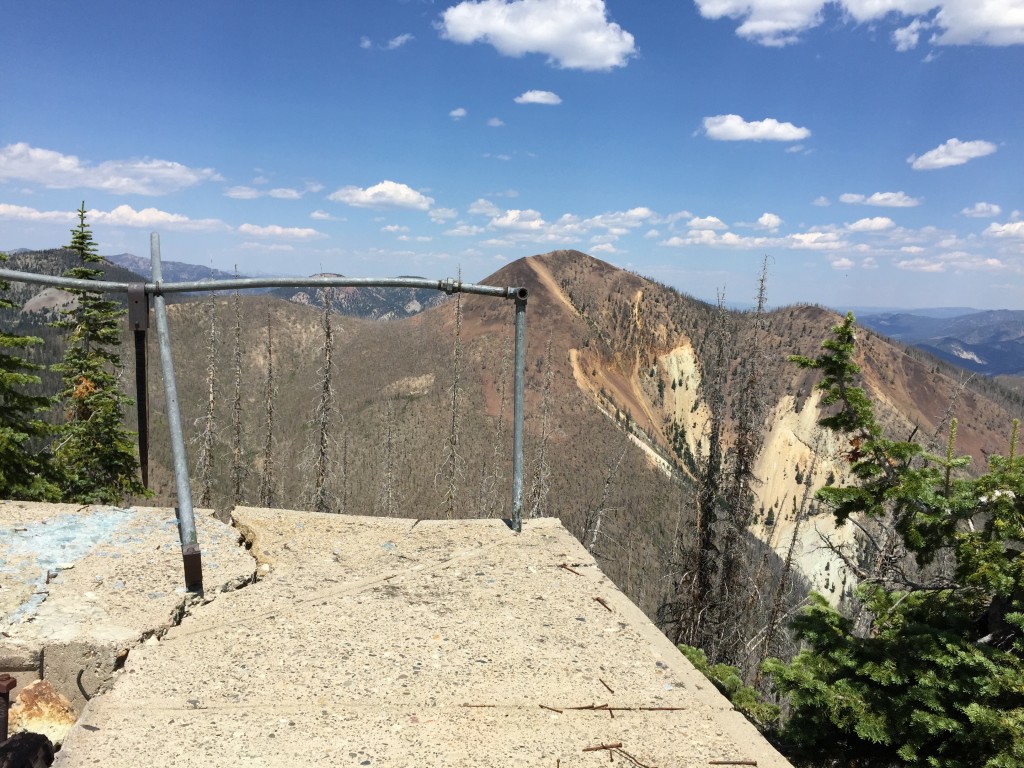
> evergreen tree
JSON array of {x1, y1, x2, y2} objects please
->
[
  {"x1": 764, "y1": 313, "x2": 1024, "y2": 768},
  {"x1": 51, "y1": 203, "x2": 145, "y2": 504},
  {"x1": 0, "y1": 252, "x2": 59, "y2": 500}
]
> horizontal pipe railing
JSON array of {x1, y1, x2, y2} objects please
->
[
  {"x1": 0, "y1": 268, "x2": 526, "y2": 300},
  {"x1": 0, "y1": 252, "x2": 529, "y2": 592}
]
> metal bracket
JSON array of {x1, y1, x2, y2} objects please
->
[{"x1": 128, "y1": 283, "x2": 149, "y2": 331}]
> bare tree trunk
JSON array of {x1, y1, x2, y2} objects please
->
[
  {"x1": 257, "y1": 309, "x2": 276, "y2": 508},
  {"x1": 690, "y1": 293, "x2": 732, "y2": 652},
  {"x1": 376, "y1": 398, "x2": 401, "y2": 517},
  {"x1": 438, "y1": 278, "x2": 464, "y2": 519},
  {"x1": 479, "y1": 332, "x2": 511, "y2": 518},
  {"x1": 230, "y1": 279, "x2": 246, "y2": 505},
  {"x1": 195, "y1": 289, "x2": 217, "y2": 507},
  {"x1": 716, "y1": 257, "x2": 772, "y2": 666},
  {"x1": 527, "y1": 337, "x2": 554, "y2": 518},
  {"x1": 586, "y1": 444, "x2": 628, "y2": 556},
  {"x1": 310, "y1": 292, "x2": 336, "y2": 514}
]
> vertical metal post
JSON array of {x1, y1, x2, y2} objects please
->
[
  {"x1": 128, "y1": 283, "x2": 150, "y2": 488},
  {"x1": 510, "y1": 289, "x2": 528, "y2": 533},
  {"x1": 150, "y1": 233, "x2": 203, "y2": 592}
]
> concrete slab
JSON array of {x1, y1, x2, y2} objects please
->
[
  {"x1": 0, "y1": 502, "x2": 255, "y2": 710},
  {"x1": 55, "y1": 507, "x2": 793, "y2": 767}
]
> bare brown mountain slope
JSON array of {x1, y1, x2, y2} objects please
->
[
  {"x1": 126, "y1": 249, "x2": 1020, "y2": 618},
  {"x1": 479, "y1": 251, "x2": 1023, "y2": 601}
]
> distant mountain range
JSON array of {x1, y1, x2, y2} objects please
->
[{"x1": 857, "y1": 309, "x2": 1024, "y2": 376}]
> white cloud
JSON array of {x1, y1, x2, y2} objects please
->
[
  {"x1": 490, "y1": 208, "x2": 547, "y2": 230},
  {"x1": 909, "y1": 138, "x2": 998, "y2": 170},
  {"x1": 961, "y1": 202, "x2": 1001, "y2": 218},
  {"x1": 892, "y1": 19, "x2": 931, "y2": 51},
  {"x1": 225, "y1": 186, "x2": 262, "y2": 199},
  {"x1": 0, "y1": 203, "x2": 77, "y2": 224},
  {"x1": 386, "y1": 33, "x2": 415, "y2": 49},
  {"x1": 429, "y1": 207, "x2": 459, "y2": 222},
  {"x1": 95, "y1": 204, "x2": 227, "y2": 231},
  {"x1": 985, "y1": 221, "x2": 1024, "y2": 238},
  {"x1": 688, "y1": 215, "x2": 728, "y2": 230},
  {"x1": 450, "y1": 107, "x2": 468, "y2": 120},
  {"x1": 225, "y1": 183, "x2": 313, "y2": 200},
  {"x1": 840, "y1": 191, "x2": 920, "y2": 207},
  {"x1": 831, "y1": 257, "x2": 854, "y2": 270},
  {"x1": 514, "y1": 89, "x2": 562, "y2": 105},
  {"x1": 897, "y1": 258, "x2": 946, "y2": 273},
  {"x1": 310, "y1": 209, "x2": 336, "y2": 221},
  {"x1": 240, "y1": 242, "x2": 295, "y2": 252},
  {"x1": 487, "y1": 117, "x2": 505, "y2": 127},
  {"x1": 847, "y1": 216, "x2": 896, "y2": 232},
  {"x1": 328, "y1": 180, "x2": 435, "y2": 211},
  {"x1": 381, "y1": 224, "x2": 409, "y2": 233},
  {"x1": 787, "y1": 230, "x2": 847, "y2": 250},
  {"x1": 591, "y1": 243, "x2": 617, "y2": 253},
  {"x1": 694, "y1": 0, "x2": 1024, "y2": 48},
  {"x1": 702, "y1": 114, "x2": 810, "y2": 142},
  {"x1": 360, "y1": 36, "x2": 373, "y2": 49},
  {"x1": 469, "y1": 198, "x2": 503, "y2": 217},
  {"x1": 237, "y1": 223, "x2": 325, "y2": 239},
  {"x1": 901, "y1": 246, "x2": 925, "y2": 253},
  {"x1": 0, "y1": 142, "x2": 221, "y2": 195},
  {"x1": 757, "y1": 212, "x2": 782, "y2": 231},
  {"x1": 0, "y1": 202, "x2": 228, "y2": 232},
  {"x1": 812, "y1": 196, "x2": 830, "y2": 207},
  {"x1": 444, "y1": 224, "x2": 487, "y2": 236},
  {"x1": 439, "y1": 0, "x2": 637, "y2": 71}
]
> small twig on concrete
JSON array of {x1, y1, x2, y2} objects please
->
[
  {"x1": 615, "y1": 748, "x2": 657, "y2": 768},
  {"x1": 461, "y1": 703, "x2": 496, "y2": 708},
  {"x1": 583, "y1": 743, "x2": 623, "y2": 752},
  {"x1": 709, "y1": 761, "x2": 757, "y2": 766},
  {"x1": 559, "y1": 563, "x2": 582, "y2": 576},
  {"x1": 599, "y1": 678, "x2": 615, "y2": 694},
  {"x1": 593, "y1": 596, "x2": 612, "y2": 612},
  {"x1": 540, "y1": 704, "x2": 564, "y2": 713}
]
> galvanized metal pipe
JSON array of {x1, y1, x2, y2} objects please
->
[
  {"x1": 0, "y1": 268, "x2": 515, "y2": 298},
  {"x1": 150, "y1": 234, "x2": 203, "y2": 592},
  {"x1": 511, "y1": 290, "x2": 528, "y2": 533}
]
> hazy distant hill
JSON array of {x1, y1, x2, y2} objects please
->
[
  {"x1": 104, "y1": 252, "x2": 242, "y2": 283},
  {"x1": 268, "y1": 275, "x2": 448, "y2": 320},
  {"x1": 859, "y1": 309, "x2": 1024, "y2": 375},
  {"x1": 102, "y1": 253, "x2": 446, "y2": 320}
]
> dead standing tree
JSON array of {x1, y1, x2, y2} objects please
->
[
  {"x1": 437, "y1": 278, "x2": 465, "y2": 519},
  {"x1": 230, "y1": 276, "x2": 247, "y2": 505},
  {"x1": 478, "y1": 331, "x2": 511, "y2": 518},
  {"x1": 257, "y1": 309, "x2": 277, "y2": 508},
  {"x1": 375, "y1": 397, "x2": 401, "y2": 517},
  {"x1": 194, "y1": 289, "x2": 218, "y2": 507},
  {"x1": 527, "y1": 337, "x2": 554, "y2": 518},
  {"x1": 309, "y1": 291, "x2": 337, "y2": 514}
]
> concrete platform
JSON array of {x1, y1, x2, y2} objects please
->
[
  {"x1": 0, "y1": 501, "x2": 255, "y2": 711},
  {"x1": 51, "y1": 507, "x2": 792, "y2": 767}
]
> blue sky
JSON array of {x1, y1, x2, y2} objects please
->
[{"x1": 1, "y1": 0, "x2": 1022, "y2": 309}]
